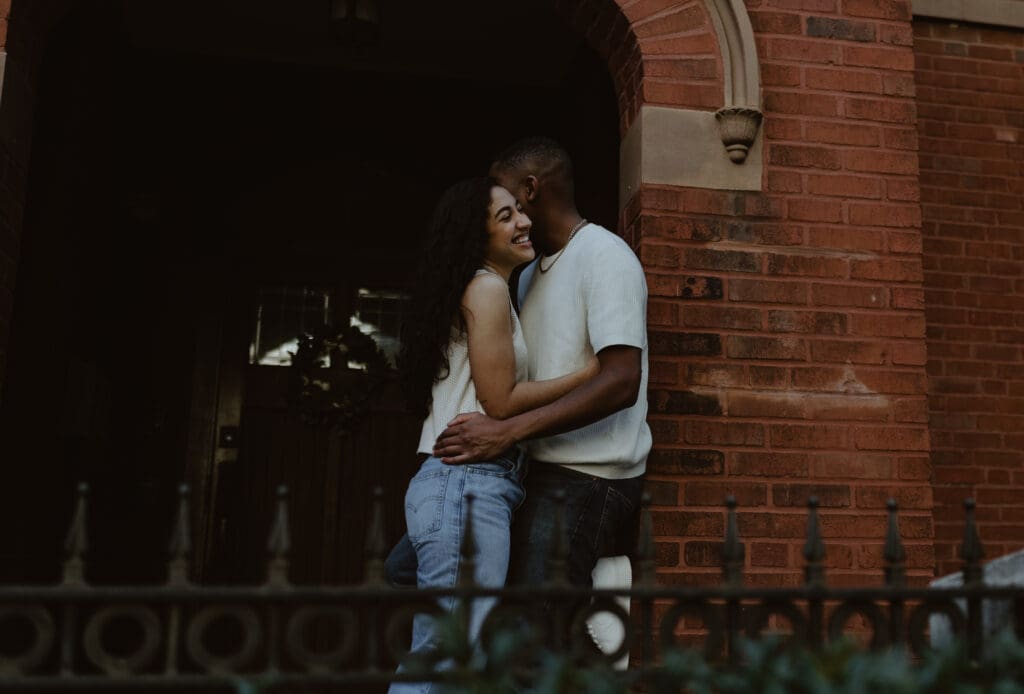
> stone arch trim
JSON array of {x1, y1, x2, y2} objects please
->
[
  {"x1": 706, "y1": 0, "x2": 761, "y2": 109},
  {"x1": 706, "y1": 0, "x2": 764, "y2": 166}
]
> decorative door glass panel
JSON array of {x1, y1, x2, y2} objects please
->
[
  {"x1": 249, "y1": 286, "x2": 333, "y2": 366},
  {"x1": 349, "y1": 288, "x2": 410, "y2": 369}
]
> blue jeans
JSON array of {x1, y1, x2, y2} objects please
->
[
  {"x1": 385, "y1": 532, "x2": 419, "y2": 587},
  {"x1": 389, "y1": 451, "x2": 524, "y2": 694},
  {"x1": 386, "y1": 461, "x2": 643, "y2": 589}
]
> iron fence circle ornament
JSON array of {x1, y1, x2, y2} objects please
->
[
  {"x1": 185, "y1": 606, "x2": 262, "y2": 673},
  {"x1": 569, "y1": 597, "x2": 632, "y2": 663},
  {"x1": 479, "y1": 601, "x2": 548, "y2": 680},
  {"x1": 82, "y1": 605, "x2": 162, "y2": 676},
  {"x1": 659, "y1": 599, "x2": 724, "y2": 658},
  {"x1": 0, "y1": 605, "x2": 55, "y2": 674},
  {"x1": 826, "y1": 599, "x2": 889, "y2": 648},
  {"x1": 479, "y1": 601, "x2": 546, "y2": 650},
  {"x1": 908, "y1": 599, "x2": 966, "y2": 657},
  {"x1": 384, "y1": 601, "x2": 445, "y2": 665},
  {"x1": 284, "y1": 606, "x2": 358, "y2": 671},
  {"x1": 6, "y1": 484, "x2": 1016, "y2": 686},
  {"x1": 745, "y1": 599, "x2": 807, "y2": 644}
]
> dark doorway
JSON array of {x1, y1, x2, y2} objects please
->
[{"x1": 0, "y1": 0, "x2": 620, "y2": 585}]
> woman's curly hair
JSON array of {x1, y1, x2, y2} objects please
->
[{"x1": 399, "y1": 177, "x2": 498, "y2": 419}]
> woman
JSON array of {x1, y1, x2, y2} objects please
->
[{"x1": 392, "y1": 177, "x2": 595, "y2": 688}]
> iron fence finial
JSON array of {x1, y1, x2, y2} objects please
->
[
  {"x1": 961, "y1": 498, "x2": 984, "y2": 585},
  {"x1": 722, "y1": 495, "x2": 744, "y2": 586},
  {"x1": 803, "y1": 496, "x2": 825, "y2": 587},
  {"x1": 266, "y1": 485, "x2": 291, "y2": 586},
  {"x1": 546, "y1": 489, "x2": 570, "y2": 585},
  {"x1": 364, "y1": 486, "x2": 388, "y2": 584},
  {"x1": 884, "y1": 499, "x2": 906, "y2": 587},
  {"x1": 62, "y1": 483, "x2": 89, "y2": 586},
  {"x1": 637, "y1": 492, "x2": 656, "y2": 586},
  {"x1": 167, "y1": 484, "x2": 192, "y2": 585}
]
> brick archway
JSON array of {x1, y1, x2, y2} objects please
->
[
  {"x1": 555, "y1": 0, "x2": 765, "y2": 215},
  {"x1": 555, "y1": 0, "x2": 763, "y2": 124}
]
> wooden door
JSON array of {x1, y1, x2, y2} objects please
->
[{"x1": 204, "y1": 282, "x2": 421, "y2": 585}]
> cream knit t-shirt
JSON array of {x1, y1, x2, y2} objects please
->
[{"x1": 517, "y1": 223, "x2": 651, "y2": 479}]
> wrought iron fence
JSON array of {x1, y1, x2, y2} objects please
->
[{"x1": 0, "y1": 481, "x2": 1021, "y2": 691}]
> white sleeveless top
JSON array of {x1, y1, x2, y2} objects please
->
[{"x1": 417, "y1": 269, "x2": 529, "y2": 454}]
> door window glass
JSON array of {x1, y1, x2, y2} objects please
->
[
  {"x1": 349, "y1": 288, "x2": 410, "y2": 369},
  {"x1": 249, "y1": 286, "x2": 333, "y2": 366}
]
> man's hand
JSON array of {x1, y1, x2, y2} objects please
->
[
  {"x1": 434, "y1": 346, "x2": 641, "y2": 464},
  {"x1": 433, "y1": 412, "x2": 514, "y2": 464}
]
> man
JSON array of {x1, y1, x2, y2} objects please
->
[{"x1": 433, "y1": 136, "x2": 651, "y2": 589}]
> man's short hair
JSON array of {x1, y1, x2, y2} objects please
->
[{"x1": 492, "y1": 136, "x2": 574, "y2": 189}]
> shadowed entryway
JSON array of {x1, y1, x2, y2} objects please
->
[{"x1": 0, "y1": 0, "x2": 620, "y2": 585}]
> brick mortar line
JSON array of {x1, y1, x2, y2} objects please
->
[
  {"x1": 643, "y1": 242, "x2": 922, "y2": 254},
  {"x1": 637, "y1": 27, "x2": 718, "y2": 42},
  {"x1": 644, "y1": 247, "x2": 920, "y2": 261},
  {"x1": 629, "y1": 0, "x2": 705, "y2": 24},
  {"x1": 653, "y1": 307, "x2": 928, "y2": 318},
  {"x1": 649, "y1": 416, "x2": 920, "y2": 424},
  {"x1": 766, "y1": 145, "x2": 921, "y2": 156},
  {"x1": 643, "y1": 76, "x2": 725, "y2": 85},
  {"x1": 763, "y1": 58, "x2": 916, "y2": 70},
  {"x1": 769, "y1": 86, "x2": 919, "y2": 101},
  {"x1": 916, "y1": 88, "x2": 1024, "y2": 98},
  {"x1": 917, "y1": 57, "x2": 1024, "y2": 66},
  {"x1": 650, "y1": 508, "x2": 937, "y2": 516},
  {"x1": 645, "y1": 54, "x2": 720, "y2": 61}
]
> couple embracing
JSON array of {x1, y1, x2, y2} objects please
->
[{"x1": 390, "y1": 137, "x2": 651, "y2": 692}]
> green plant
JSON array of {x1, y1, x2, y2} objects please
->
[
  {"x1": 287, "y1": 321, "x2": 390, "y2": 433},
  {"x1": 419, "y1": 611, "x2": 1024, "y2": 694}
]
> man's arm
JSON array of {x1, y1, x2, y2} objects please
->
[{"x1": 432, "y1": 345, "x2": 641, "y2": 464}]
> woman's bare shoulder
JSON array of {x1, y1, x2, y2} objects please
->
[
  {"x1": 464, "y1": 271, "x2": 509, "y2": 297},
  {"x1": 462, "y1": 272, "x2": 512, "y2": 320}
]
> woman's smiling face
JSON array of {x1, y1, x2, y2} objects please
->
[{"x1": 484, "y1": 185, "x2": 534, "y2": 273}]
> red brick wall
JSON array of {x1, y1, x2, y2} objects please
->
[
  {"x1": 610, "y1": 0, "x2": 935, "y2": 586},
  {"x1": 915, "y1": 18, "x2": 1024, "y2": 576}
]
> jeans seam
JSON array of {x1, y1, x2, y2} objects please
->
[
  {"x1": 604, "y1": 483, "x2": 641, "y2": 557},
  {"x1": 569, "y1": 479, "x2": 600, "y2": 556},
  {"x1": 606, "y1": 484, "x2": 635, "y2": 512},
  {"x1": 450, "y1": 470, "x2": 467, "y2": 589},
  {"x1": 598, "y1": 486, "x2": 622, "y2": 557},
  {"x1": 406, "y1": 468, "x2": 450, "y2": 543}
]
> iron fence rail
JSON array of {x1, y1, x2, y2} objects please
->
[{"x1": 0, "y1": 483, "x2": 1020, "y2": 691}]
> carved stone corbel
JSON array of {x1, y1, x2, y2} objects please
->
[{"x1": 715, "y1": 107, "x2": 763, "y2": 164}]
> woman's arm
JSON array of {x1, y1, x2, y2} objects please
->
[{"x1": 462, "y1": 274, "x2": 597, "y2": 420}]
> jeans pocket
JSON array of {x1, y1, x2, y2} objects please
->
[
  {"x1": 467, "y1": 460, "x2": 513, "y2": 477},
  {"x1": 405, "y1": 468, "x2": 450, "y2": 542},
  {"x1": 467, "y1": 449, "x2": 520, "y2": 478}
]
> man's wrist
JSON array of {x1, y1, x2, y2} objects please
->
[{"x1": 503, "y1": 412, "x2": 533, "y2": 447}]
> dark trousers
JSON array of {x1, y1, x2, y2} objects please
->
[
  {"x1": 385, "y1": 461, "x2": 644, "y2": 589},
  {"x1": 508, "y1": 462, "x2": 643, "y2": 588}
]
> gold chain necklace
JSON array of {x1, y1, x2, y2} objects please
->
[{"x1": 537, "y1": 219, "x2": 588, "y2": 274}]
